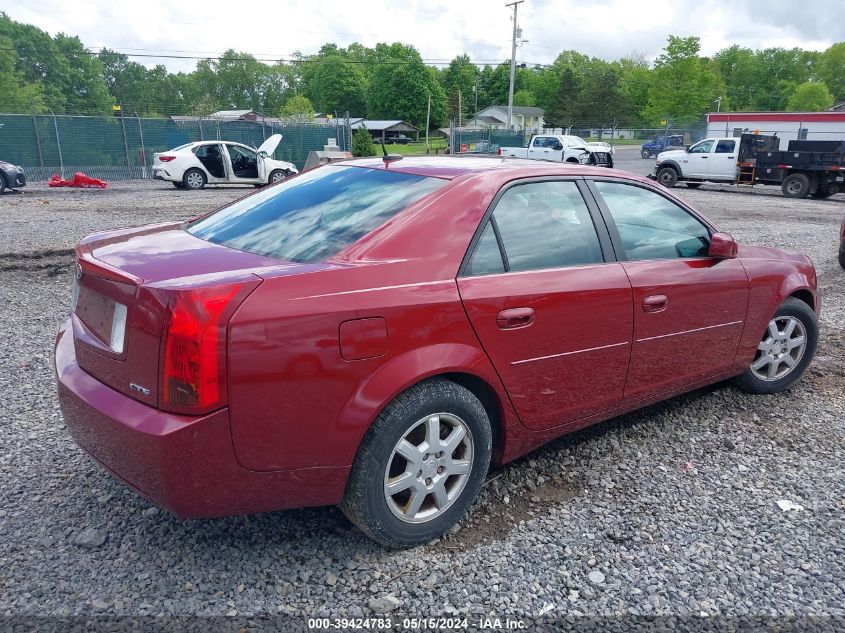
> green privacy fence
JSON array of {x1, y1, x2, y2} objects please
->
[
  {"x1": 450, "y1": 127, "x2": 527, "y2": 154},
  {"x1": 0, "y1": 113, "x2": 348, "y2": 182}
]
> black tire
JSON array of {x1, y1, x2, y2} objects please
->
[
  {"x1": 0, "y1": 174, "x2": 5, "y2": 194},
  {"x1": 657, "y1": 166, "x2": 678, "y2": 187},
  {"x1": 172, "y1": 181, "x2": 184, "y2": 189},
  {"x1": 839, "y1": 244, "x2": 845, "y2": 270},
  {"x1": 686, "y1": 182, "x2": 702, "y2": 189},
  {"x1": 182, "y1": 168, "x2": 206, "y2": 190},
  {"x1": 641, "y1": 149, "x2": 651, "y2": 159},
  {"x1": 566, "y1": 158, "x2": 579, "y2": 164},
  {"x1": 268, "y1": 169, "x2": 288, "y2": 185},
  {"x1": 731, "y1": 297, "x2": 818, "y2": 395},
  {"x1": 781, "y1": 173, "x2": 810, "y2": 199},
  {"x1": 341, "y1": 378, "x2": 492, "y2": 548}
]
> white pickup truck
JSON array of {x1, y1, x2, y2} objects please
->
[
  {"x1": 651, "y1": 137, "x2": 739, "y2": 188},
  {"x1": 498, "y1": 134, "x2": 614, "y2": 168}
]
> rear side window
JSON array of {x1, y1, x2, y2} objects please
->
[
  {"x1": 595, "y1": 181, "x2": 711, "y2": 260},
  {"x1": 715, "y1": 140, "x2": 736, "y2": 153},
  {"x1": 188, "y1": 166, "x2": 446, "y2": 262},
  {"x1": 466, "y1": 181, "x2": 603, "y2": 275},
  {"x1": 465, "y1": 221, "x2": 505, "y2": 276}
]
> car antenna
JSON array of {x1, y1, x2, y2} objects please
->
[{"x1": 381, "y1": 141, "x2": 402, "y2": 167}]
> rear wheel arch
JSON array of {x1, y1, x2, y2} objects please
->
[
  {"x1": 438, "y1": 372, "x2": 506, "y2": 464},
  {"x1": 339, "y1": 346, "x2": 511, "y2": 467}
]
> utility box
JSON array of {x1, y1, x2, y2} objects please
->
[{"x1": 303, "y1": 150, "x2": 352, "y2": 171}]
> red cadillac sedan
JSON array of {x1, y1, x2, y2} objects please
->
[{"x1": 56, "y1": 157, "x2": 819, "y2": 547}]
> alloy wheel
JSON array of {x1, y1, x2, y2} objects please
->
[
  {"x1": 186, "y1": 172, "x2": 204, "y2": 189},
  {"x1": 750, "y1": 316, "x2": 807, "y2": 381},
  {"x1": 383, "y1": 412, "x2": 473, "y2": 524}
]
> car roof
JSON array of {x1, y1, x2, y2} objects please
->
[{"x1": 340, "y1": 156, "x2": 647, "y2": 183}]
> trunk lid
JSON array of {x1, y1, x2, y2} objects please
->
[{"x1": 71, "y1": 223, "x2": 289, "y2": 407}]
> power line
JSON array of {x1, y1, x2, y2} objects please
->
[{"x1": 1, "y1": 46, "x2": 534, "y2": 68}]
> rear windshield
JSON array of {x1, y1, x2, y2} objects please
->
[{"x1": 188, "y1": 165, "x2": 446, "y2": 262}]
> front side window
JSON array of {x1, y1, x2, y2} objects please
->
[
  {"x1": 468, "y1": 181, "x2": 603, "y2": 274},
  {"x1": 595, "y1": 181, "x2": 711, "y2": 260},
  {"x1": 189, "y1": 166, "x2": 446, "y2": 263},
  {"x1": 227, "y1": 144, "x2": 257, "y2": 161},
  {"x1": 689, "y1": 140, "x2": 715, "y2": 154}
]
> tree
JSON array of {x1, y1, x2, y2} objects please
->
[
  {"x1": 642, "y1": 36, "x2": 725, "y2": 126},
  {"x1": 280, "y1": 94, "x2": 315, "y2": 121},
  {"x1": 786, "y1": 82, "x2": 834, "y2": 112},
  {"x1": 544, "y1": 67, "x2": 579, "y2": 128},
  {"x1": 477, "y1": 63, "x2": 511, "y2": 109},
  {"x1": 351, "y1": 126, "x2": 375, "y2": 157},
  {"x1": 817, "y1": 42, "x2": 845, "y2": 100},
  {"x1": 298, "y1": 46, "x2": 368, "y2": 116},
  {"x1": 619, "y1": 54, "x2": 652, "y2": 124},
  {"x1": 366, "y1": 44, "x2": 446, "y2": 128},
  {"x1": 754, "y1": 47, "x2": 816, "y2": 110},
  {"x1": 0, "y1": 14, "x2": 113, "y2": 114},
  {"x1": 0, "y1": 36, "x2": 45, "y2": 112},
  {"x1": 713, "y1": 46, "x2": 760, "y2": 111},
  {"x1": 440, "y1": 54, "x2": 480, "y2": 122},
  {"x1": 512, "y1": 89, "x2": 535, "y2": 107}
]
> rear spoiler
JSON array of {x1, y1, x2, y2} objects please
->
[{"x1": 76, "y1": 243, "x2": 143, "y2": 286}]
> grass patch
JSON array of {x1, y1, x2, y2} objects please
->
[{"x1": 375, "y1": 140, "x2": 449, "y2": 156}]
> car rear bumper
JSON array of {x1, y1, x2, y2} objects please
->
[{"x1": 55, "y1": 319, "x2": 348, "y2": 518}]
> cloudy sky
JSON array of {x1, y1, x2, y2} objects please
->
[{"x1": 5, "y1": 0, "x2": 844, "y2": 71}]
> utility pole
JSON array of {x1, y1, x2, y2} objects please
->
[
  {"x1": 458, "y1": 89, "x2": 462, "y2": 128},
  {"x1": 425, "y1": 93, "x2": 431, "y2": 154},
  {"x1": 714, "y1": 96, "x2": 722, "y2": 112},
  {"x1": 506, "y1": 0, "x2": 524, "y2": 130}
]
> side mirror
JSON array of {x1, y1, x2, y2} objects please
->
[
  {"x1": 553, "y1": 142, "x2": 564, "y2": 151},
  {"x1": 708, "y1": 232, "x2": 738, "y2": 259},
  {"x1": 685, "y1": 145, "x2": 691, "y2": 151}
]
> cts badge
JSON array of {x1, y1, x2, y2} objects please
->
[{"x1": 129, "y1": 383, "x2": 150, "y2": 396}]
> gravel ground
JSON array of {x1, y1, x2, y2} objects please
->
[{"x1": 0, "y1": 180, "x2": 843, "y2": 629}]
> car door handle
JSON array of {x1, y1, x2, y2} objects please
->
[
  {"x1": 642, "y1": 295, "x2": 668, "y2": 313},
  {"x1": 496, "y1": 307, "x2": 535, "y2": 329}
]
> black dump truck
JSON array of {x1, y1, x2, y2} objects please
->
[{"x1": 739, "y1": 135, "x2": 845, "y2": 199}]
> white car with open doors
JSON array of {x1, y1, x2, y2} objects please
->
[{"x1": 152, "y1": 134, "x2": 297, "y2": 190}]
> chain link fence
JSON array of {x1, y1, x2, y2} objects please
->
[{"x1": 0, "y1": 113, "x2": 349, "y2": 182}]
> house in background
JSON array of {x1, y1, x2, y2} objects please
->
[
  {"x1": 467, "y1": 106, "x2": 544, "y2": 132},
  {"x1": 350, "y1": 119, "x2": 419, "y2": 143}
]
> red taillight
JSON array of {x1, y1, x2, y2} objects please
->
[
  {"x1": 159, "y1": 155, "x2": 176, "y2": 162},
  {"x1": 161, "y1": 284, "x2": 245, "y2": 413},
  {"x1": 498, "y1": 148, "x2": 502, "y2": 156}
]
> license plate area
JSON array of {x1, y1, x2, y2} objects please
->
[{"x1": 73, "y1": 272, "x2": 134, "y2": 357}]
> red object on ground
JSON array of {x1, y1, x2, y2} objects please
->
[{"x1": 48, "y1": 172, "x2": 108, "y2": 188}]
